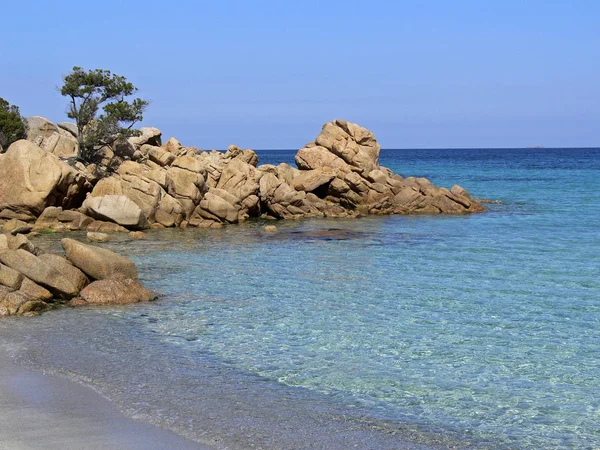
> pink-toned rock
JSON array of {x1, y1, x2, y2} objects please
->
[
  {"x1": 19, "y1": 277, "x2": 53, "y2": 302},
  {"x1": 0, "y1": 291, "x2": 30, "y2": 316},
  {"x1": 0, "y1": 263, "x2": 23, "y2": 290}
]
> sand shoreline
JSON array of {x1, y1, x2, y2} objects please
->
[{"x1": 0, "y1": 345, "x2": 210, "y2": 450}]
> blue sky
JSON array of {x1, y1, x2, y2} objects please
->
[{"x1": 2, "y1": 0, "x2": 598, "y2": 149}]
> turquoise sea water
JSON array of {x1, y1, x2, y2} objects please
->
[{"x1": 1, "y1": 148, "x2": 599, "y2": 449}]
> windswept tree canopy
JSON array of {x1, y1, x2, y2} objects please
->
[
  {"x1": 0, "y1": 97, "x2": 27, "y2": 150},
  {"x1": 60, "y1": 66, "x2": 148, "y2": 163}
]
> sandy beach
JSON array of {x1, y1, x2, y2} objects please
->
[{"x1": 0, "y1": 345, "x2": 210, "y2": 450}]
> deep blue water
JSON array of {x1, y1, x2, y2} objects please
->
[{"x1": 1, "y1": 148, "x2": 599, "y2": 449}]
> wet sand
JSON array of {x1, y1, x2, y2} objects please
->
[{"x1": 0, "y1": 346, "x2": 210, "y2": 450}]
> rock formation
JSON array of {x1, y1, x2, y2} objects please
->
[
  {"x1": 0, "y1": 117, "x2": 483, "y2": 234},
  {"x1": 293, "y1": 120, "x2": 483, "y2": 215},
  {"x1": 0, "y1": 234, "x2": 154, "y2": 316}
]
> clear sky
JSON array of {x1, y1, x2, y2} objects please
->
[{"x1": 1, "y1": 0, "x2": 598, "y2": 149}]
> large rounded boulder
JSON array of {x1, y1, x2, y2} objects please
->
[{"x1": 0, "y1": 140, "x2": 89, "y2": 215}]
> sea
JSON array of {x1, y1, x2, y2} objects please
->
[{"x1": 1, "y1": 148, "x2": 599, "y2": 449}]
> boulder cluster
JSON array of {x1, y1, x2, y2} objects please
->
[
  {"x1": 0, "y1": 118, "x2": 483, "y2": 232},
  {"x1": 0, "y1": 234, "x2": 153, "y2": 316}
]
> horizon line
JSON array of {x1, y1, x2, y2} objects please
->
[{"x1": 248, "y1": 146, "x2": 600, "y2": 151}]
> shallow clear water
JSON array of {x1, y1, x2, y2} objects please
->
[{"x1": 1, "y1": 148, "x2": 599, "y2": 449}]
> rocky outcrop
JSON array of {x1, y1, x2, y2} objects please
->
[
  {"x1": 1, "y1": 118, "x2": 483, "y2": 233},
  {"x1": 292, "y1": 120, "x2": 483, "y2": 215},
  {"x1": 2, "y1": 218, "x2": 33, "y2": 235},
  {"x1": 0, "y1": 209, "x2": 35, "y2": 222},
  {"x1": 0, "y1": 233, "x2": 151, "y2": 317},
  {"x1": 0, "y1": 289, "x2": 36, "y2": 316},
  {"x1": 0, "y1": 232, "x2": 41, "y2": 255},
  {"x1": 77, "y1": 139, "x2": 263, "y2": 228}
]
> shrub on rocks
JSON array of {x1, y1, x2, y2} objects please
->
[{"x1": 0, "y1": 97, "x2": 27, "y2": 149}]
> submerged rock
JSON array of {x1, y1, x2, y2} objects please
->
[{"x1": 87, "y1": 232, "x2": 110, "y2": 243}]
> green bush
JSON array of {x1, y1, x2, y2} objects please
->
[{"x1": 0, "y1": 97, "x2": 27, "y2": 149}]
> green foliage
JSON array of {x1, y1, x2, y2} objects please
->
[
  {"x1": 60, "y1": 66, "x2": 148, "y2": 163},
  {"x1": 0, "y1": 97, "x2": 27, "y2": 149}
]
